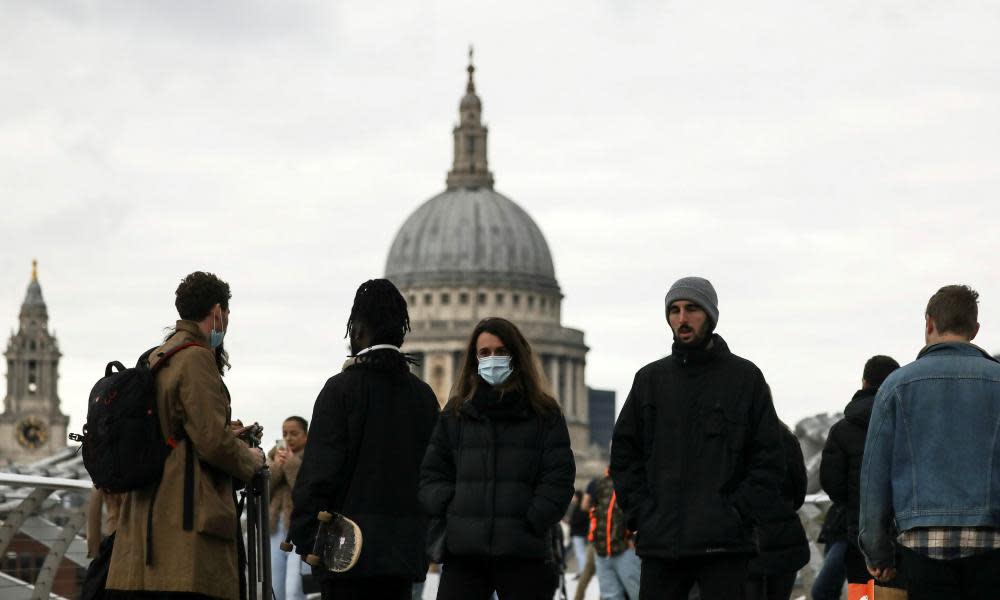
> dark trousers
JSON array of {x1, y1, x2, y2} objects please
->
[
  {"x1": 810, "y1": 540, "x2": 847, "y2": 600},
  {"x1": 436, "y1": 555, "x2": 559, "y2": 600},
  {"x1": 901, "y1": 546, "x2": 1000, "y2": 600},
  {"x1": 745, "y1": 571, "x2": 797, "y2": 600},
  {"x1": 320, "y1": 576, "x2": 411, "y2": 600},
  {"x1": 639, "y1": 555, "x2": 749, "y2": 600}
]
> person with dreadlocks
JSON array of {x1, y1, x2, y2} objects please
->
[
  {"x1": 418, "y1": 317, "x2": 576, "y2": 600},
  {"x1": 289, "y1": 279, "x2": 439, "y2": 600}
]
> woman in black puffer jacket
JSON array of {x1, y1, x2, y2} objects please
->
[{"x1": 419, "y1": 317, "x2": 576, "y2": 600}]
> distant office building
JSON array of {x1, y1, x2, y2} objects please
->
[{"x1": 588, "y1": 387, "x2": 615, "y2": 453}]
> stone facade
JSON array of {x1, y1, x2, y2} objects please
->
[{"x1": 0, "y1": 262, "x2": 69, "y2": 465}]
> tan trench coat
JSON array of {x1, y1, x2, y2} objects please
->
[{"x1": 107, "y1": 320, "x2": 260, "y2": 600}]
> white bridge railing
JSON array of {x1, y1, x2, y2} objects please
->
[{"x1": 0, "y1": 449, "x2": 93, "y2": 600}]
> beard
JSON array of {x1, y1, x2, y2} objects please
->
[{"x1": 672, "y1": 321, "x2": 712, "y2": 348}]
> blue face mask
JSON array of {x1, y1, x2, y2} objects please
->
[
  {"x1": 478, "y1": 355, "x2": 513, "y2": 386},
  {"x1": 208, "y1": 312, "x2": 226, "y2": 349}
]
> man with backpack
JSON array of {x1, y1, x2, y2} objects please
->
[
  {"x1": 106, "y1": 271, "x2": 265, "y2": 600},
  {"x1": 585, "y1": 469, "x2": 641, "y2": 600}
]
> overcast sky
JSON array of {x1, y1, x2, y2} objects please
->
[{"x1": 2, "y1": 1, "x2": 998, "y2": 447}]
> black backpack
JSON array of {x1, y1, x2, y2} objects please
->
[{"x1": 71, "y1": 343, "x2": 198, "y2": 493}]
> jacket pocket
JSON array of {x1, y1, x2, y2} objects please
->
[{"x1": 195, "y1": 469, "x2": 237, "y2": 540}]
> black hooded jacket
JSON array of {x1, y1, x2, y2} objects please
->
[
  {"x1": 610, "y1": 334, "x2": 785, "y2": 559},
  {"x1": 748, "y1": 424, "x2": 810, "y2": 576},
  {"x1": 418, "y1": 384, "x2": 576, "y2": 560},
  {"x1": 289, "y1": 352, "x2": 440, "y2": 581},
  {"x1": 820, "y1": 389, "x2": 875, "y2": 544}
]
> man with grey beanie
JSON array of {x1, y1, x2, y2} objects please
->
[{"x1": 610, "y1": 276, "x2": 785, "y2": 600}]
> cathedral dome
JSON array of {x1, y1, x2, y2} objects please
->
[{"x1": 385, "y1": 187, "x2": 558, "y2": 291}]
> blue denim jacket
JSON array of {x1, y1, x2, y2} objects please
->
[{"x1": 858, "y1": 342, "x2": 1000, "y2": 567}]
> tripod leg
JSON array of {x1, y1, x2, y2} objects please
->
[
  {"x1": 259, "y1": 469, "x2": 272, "y2": 600},
  {"x1": 247, "y1": 492, "x2": 258, "y2": 600}
]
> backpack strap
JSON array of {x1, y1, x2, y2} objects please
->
[{"x1": 150, "y1": 342, "x2": 201, "y2": 373}]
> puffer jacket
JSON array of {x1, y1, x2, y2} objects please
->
[
  {"x1": 418, "y1": 385, "x2": 576, "y2": 559},
  {"x1": 820, "y1": 389, "x2": 875, "y2": 544},
  {"x1": 610, "y1": 334, "x2": 785, "y2": 559},
  {"x1": 748, "y1": 424, "x2": 810, "y2": 576},
  {"x1": 290, "y1": 351, "x2": 439, "y2": 581}
]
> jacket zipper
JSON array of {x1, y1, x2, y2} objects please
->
[{"x1": 487, "y1": 420, "x2": 496, "y2": 555}]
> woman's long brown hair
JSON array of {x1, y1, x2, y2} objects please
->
[{"x1": 445, "y1": 317, "x2": 562, "y2": 417}]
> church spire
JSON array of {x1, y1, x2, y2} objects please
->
[
  {"x1": 23, "y1": 260, "x2": 45, "y2": 309},
  {"x1": 20, "y1": 260, "x2": 48, "y2": 326},
  {"x1": 446, "y1": 47, "x2": 494, "y2": 190}
]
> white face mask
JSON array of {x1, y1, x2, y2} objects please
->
[{"x1": 478, "y1": 355, "x2": 513, "y2": 386}]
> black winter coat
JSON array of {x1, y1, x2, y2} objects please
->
[
  {"x1": 748, "y1": 424, "x2": 810, "y2": 576},
  {"x1": 610, "y1": 335, "x2": 785, "y2": 559},
  {"x1": 290, "y1": 354, "x2": 440, "y2": 581},
  {"x1": 820, "y1": 389, "x2": 874, "y2": 545},
  {"x1": 418, "y1": 386, "x2": 576, "y2": 560}
]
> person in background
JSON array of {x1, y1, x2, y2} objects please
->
[
  {"x1": 587, "y1": 468, "x2": 641, "y2": 600},
  {"x1": 566, "y1": 491, "x2": 590, "y2": 576},
  {"x1": 821, "y1": 356, "x2": 902, "y2": 592},
  {"x1": 419, "y1": 317, "x2": 576, "y2": 600},
  {"x1": 270, "y1": 416, "x2": 309, "y2": 600},
  {"x1": 810, "y1": 502, "x2": 848, "y2": 600},
  {"x1": 745, "y1": 422, "x2": 810, "y2": 600}
]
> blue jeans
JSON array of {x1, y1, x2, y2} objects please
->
[
  {"x1": 595, "y1": 548, "x2": 641, "y2": 600},
  {"x1": 572, "y1": 536, "x2": 589, "y2": 573},
  {"x1": 270, "y1": 522, "x2": 307, "y2": 600},
  {"x1": 811, "y1": 540, "x2": 847, "y2": 600}
]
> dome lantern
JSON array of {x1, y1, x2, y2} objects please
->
[{"x1": 446, "y1": 47, "x2": 494, "y2": 191}]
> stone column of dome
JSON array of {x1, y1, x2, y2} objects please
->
[
  {"x1": 561, "y1": 357, "x2": 574, "y2": 421},
  {"x1": 575, "y1": 360, "x2": 588, "y2": 429}
]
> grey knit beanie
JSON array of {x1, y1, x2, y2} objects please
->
[{"x1": 664, "y1": 276, "x2": 719, "y2": 327}]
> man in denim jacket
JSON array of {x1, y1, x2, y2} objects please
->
[{"x1": 859, "y1": 285, "x2": 1000, "y2": 599}]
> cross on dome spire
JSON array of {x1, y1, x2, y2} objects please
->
[
  {"x1": 466, "y1": 45, "x2": 476, "y2": 93},
  {"x1": 446, "y1": 47, "x2": 494, "y2": 190}
]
